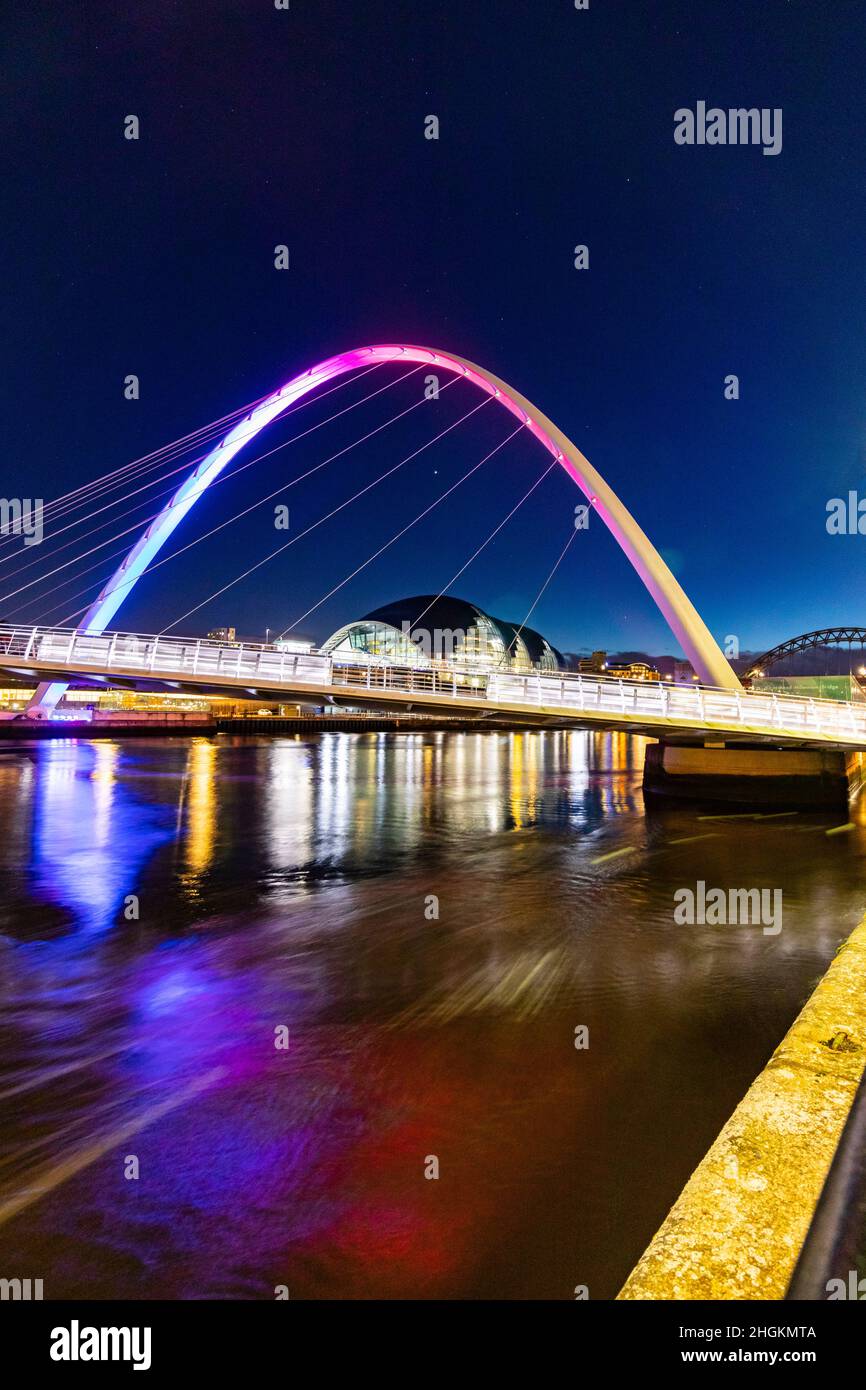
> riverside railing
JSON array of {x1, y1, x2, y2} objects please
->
[{"x1": 787, "y1": 1062, "x2": 866, "y2": 1300}]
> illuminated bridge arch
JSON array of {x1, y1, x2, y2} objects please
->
[
  {"x1": 38, "y1": 344, "x2": 740, "y2": 705},
  {"x1": 744, "y1": 627, "x2": 866, "y2": 679}
]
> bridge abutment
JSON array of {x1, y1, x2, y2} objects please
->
[{"x1": 643, "y1": 740, "x2": 865, "y2": 809}]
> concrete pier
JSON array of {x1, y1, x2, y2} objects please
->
[{"x1": 643, "y1": 741, "x2": 865, "y2": 809}]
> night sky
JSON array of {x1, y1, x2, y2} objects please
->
[{"x1": 3, "y1": 0, "x2": 866, "y2": 659}]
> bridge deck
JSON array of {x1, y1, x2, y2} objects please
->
[{"x1": 2, "y1": 624, "x2": 866, "y2": 749}]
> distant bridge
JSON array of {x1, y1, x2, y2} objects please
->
[
  {"x1": 744, "y1": 627, "x2": 866, "y2": 680},
  {"x1": 4, "y1": 624, "x2": 866, "y2": 750}
]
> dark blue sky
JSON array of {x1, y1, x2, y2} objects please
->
[{"x1": 3, "y1": 0, "x2": 866, "y2": 657}]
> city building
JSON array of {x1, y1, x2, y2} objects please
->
[
  {"x1": 206, "y1": 625, "x2": 314, "y2": 653},
  {"x1": 322, "y1": 595, "x2": 563, "y2": 672},
  {"x1": 573, "y1": 651, "x2": 661, "y2": 681},
  {"x1": 603, "y1": 659, "x2": 661, "y2": 682},
  {"x1": 663, "y1": 657, "x2": 697, "y2": 684},
  {"x1": 578, "y1": 650, "x2": 608, "y2": 675},
  {"x1": 272, "y1": 634, "x2": 315, "y2": 654}
]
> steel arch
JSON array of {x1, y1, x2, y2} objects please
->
[
  {"x1": 744, "y1": 626, "x2": 866, "y2": 679},
  {"x1": 32, "y1": 344, "x2": 740, "y2": 710}
]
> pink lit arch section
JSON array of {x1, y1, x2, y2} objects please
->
[{"x1": 32, "y1": 344, "x2": 739, "y2": 709}]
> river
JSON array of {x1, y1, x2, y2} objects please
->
[{"x1": 0, "y1": 729, "x2": 863, "y2": 1299}]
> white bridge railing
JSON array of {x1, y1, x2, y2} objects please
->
[{"x1": 1, "y1": 623, "x2": 866, "y2": 745}]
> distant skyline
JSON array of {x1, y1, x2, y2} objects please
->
[{"x1": 4, "y1": 1, "x2": 866, "y2": 661}]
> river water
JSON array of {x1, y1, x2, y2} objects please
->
[{"x1": 0, "y1": 729, "x2": 863, "y2": 1300}]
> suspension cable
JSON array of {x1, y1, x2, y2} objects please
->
[
  {"x1": 0, "y1": 363, "x2": 425, "y2": 603},
  {"x1": 496, "y1": 524, "x2": 578, "y2": 665},
  {"x1": 410, "y1": 460, "x2": 558, "y2": 633},
  {"x1": 279, "y1": 423, "x2": 528, "y2": 637},
  {"x1": 35, "y1": 373, "x2": 470, "y2": 628},
  {"x1": 156, "y1": 395, "x2": 495, "y2": 636},
  {"x1": 0, "y1": 360, "x2": 390, "y2": 568},
  {"x1": 0, "y1": 361, "x2": 398, "y2": 579},
  {"x1": 0, "y1": 394, "x2": 267, "y2": 551},
  {"x1": 279, "y1": 417, "x2": 528, "y2": 636}
]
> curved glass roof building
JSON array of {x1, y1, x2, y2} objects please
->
[{"x1": 322, "y1": 595, "x2": 563, "y2": 672}]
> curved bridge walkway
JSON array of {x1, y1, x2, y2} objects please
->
[{"x1": 3, "y1": 624, "x2": 866, "y2": 750}]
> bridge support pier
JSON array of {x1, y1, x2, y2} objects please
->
[{"x1": 643, "y1": 741, "x2": 865, "y2": 810}]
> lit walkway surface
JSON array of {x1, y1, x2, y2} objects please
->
[{"x1": 4, "y1": 623, "x2": 866, "y2": 749}]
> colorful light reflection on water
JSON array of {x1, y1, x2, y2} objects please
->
[{"x1": 0, "y1": 730, "x2": 864, "y2": 1299}]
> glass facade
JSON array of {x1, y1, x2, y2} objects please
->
[{"x1": 322, "y1": 597, "x2": 562, "y2": 673}]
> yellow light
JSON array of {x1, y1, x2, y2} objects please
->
[{"x1": 184, "y1": 740, "x2": 217, "y2": 876}]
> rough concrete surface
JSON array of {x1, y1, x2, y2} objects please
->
[{"x1": 618, "y1": 915, "x2": 866, "y2": 1300}]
